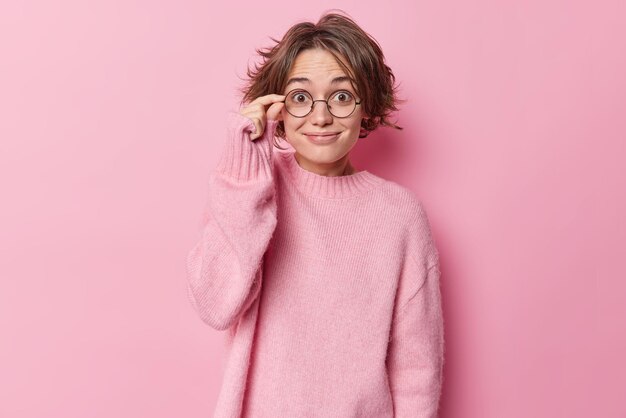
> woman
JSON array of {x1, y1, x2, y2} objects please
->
[{"x1": 186, "y1": 11, "x2": 444, "y2": 418}]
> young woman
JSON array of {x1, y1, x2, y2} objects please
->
[{"x1": 186, "y1": 11, "x2": 444, "y2": 418}]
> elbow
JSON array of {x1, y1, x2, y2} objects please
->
[
  {"x1": 198, "y1": 311, "x2": 236, "y2": 331},
  {"x1": 186, "y1": 282, "x2": 237, "y2": 331},
  {"x1": 191, "y1": 298, "x2": 238, "y2": 331}
]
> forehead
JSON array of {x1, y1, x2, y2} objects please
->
[{"x1": 285, "y1": 48, "x2": 353, "y2": 88}]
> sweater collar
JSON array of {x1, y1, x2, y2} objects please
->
[{"x1": 276, "y1": 150, "x2": 384, "y2": 199}]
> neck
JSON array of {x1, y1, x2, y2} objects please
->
[
  {"x1": 343, "y1": 161, "x2": 358, "y2": 175},
  {"x1": 294, "y1": 153, "x2": 358, "y2": 177}
]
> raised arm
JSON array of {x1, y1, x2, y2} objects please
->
[{"x1": 185, "y1": 110, "x2": 280, "y2": 331}]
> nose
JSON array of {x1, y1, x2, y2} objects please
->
[{"x1": 309, "y1": 100, "x2": 333, "y2": 125}]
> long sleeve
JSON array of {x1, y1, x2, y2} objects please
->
[
  {"x1": 386, "y1": 204, "x2": 444, "y2": 417},
  {"x1": 185, "y1": 111, "x2": 279, "y2": 331}
]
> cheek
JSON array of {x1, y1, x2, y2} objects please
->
[
  {"x1": 348, "y1": 118, "x2": 363, "y2": 131},
  {"x1": 283, "y1": 117, "x2": 301, "y2": 133}
]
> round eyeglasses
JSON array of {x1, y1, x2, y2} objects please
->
[{"x1": 281, "y1": 88, "x2": 362, "y2": 118}]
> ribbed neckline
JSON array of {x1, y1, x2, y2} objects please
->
[{"x1": 276, "y1": 151, "x2": 385, "y2": 199}]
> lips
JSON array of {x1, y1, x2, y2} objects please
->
[
  {"x1": 304, "y1": 133, "x2": 339, "y2": 137},
  {"x1": 304, "y1": 132, "x2": 339, "y2": 135},
  {"x1": 304, "y1": 133, "x2": 340, "y2": 144}
]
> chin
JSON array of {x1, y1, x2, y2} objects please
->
[{"x1": 301, "y1": 143, "x2": 355, "y2": 161}]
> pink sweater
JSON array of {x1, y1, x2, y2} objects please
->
[{"x1": 186, "y1": 111, "x2": 444, "y2": 417}]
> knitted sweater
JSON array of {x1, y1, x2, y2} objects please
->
[{"x1": 186, "y1": 111, "x2": 444, "y2": 418}]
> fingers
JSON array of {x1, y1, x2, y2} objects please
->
[
  {"x1": 237, "y1": 110, "x2": 263, "y2": 140},
  {"x1": 250, "y1": 117, "x2": 264, "y2": 141},
  {"x1": 266, "y1": 101, "x2": 285, "y2": 122},
  {"x1": 250, "y1": 94, "x2": 286, "y2": 107},
  {"x1": 239, "y1": 94, "x2": 286, "y2": 141}
]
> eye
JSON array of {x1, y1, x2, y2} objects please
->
[
  {"x1": 289, "y1": 90, "x2": 311, "y2": 103},
  {"x1": 331, "y1": 90, "x2": 354, "y2": 103}
]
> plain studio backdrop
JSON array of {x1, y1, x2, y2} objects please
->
[{"x1": 0, "y1": 1, "x2": 624, "y2": 417}]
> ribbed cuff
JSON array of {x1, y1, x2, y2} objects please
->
[{"x1": 215, "y1": 111, "x2": 280, "y2": 182}]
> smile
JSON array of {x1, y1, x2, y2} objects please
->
[{"x1": 304, "y1": 133, "x2": 340, "y2": 144}]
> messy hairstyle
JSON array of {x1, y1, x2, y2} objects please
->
[{"x1": 238, "y1": 10, "x2": 405, "y2": 149}]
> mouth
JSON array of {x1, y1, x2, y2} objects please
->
[{"x1": 303, "y1": 132, "x2": 340, "y2": 144}]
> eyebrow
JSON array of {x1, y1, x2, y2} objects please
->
[{"x1": 285, "y1": 75, "x2": 353, "y2": 89}]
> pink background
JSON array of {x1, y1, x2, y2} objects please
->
[{"x1": 1, "y1": 1, "x2": 624, "y2": 417}]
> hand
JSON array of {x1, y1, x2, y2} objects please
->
[{"x1": 239, "y1": 94, "x2": 286, "y2": 141}]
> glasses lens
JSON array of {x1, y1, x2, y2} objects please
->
[
  {"x1": 327, "y1": 90, "x2": 356, "y2": 118},
  {"x1": 285, "y1": 90, "x2": 313, "y2": 117},
  {"x1": 284, "y1": 89, "x2": 357, "y2": 118}
]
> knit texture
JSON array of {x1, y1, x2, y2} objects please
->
[{"x1": 186, "y1": 111, "x2": 444, "y2": 417}]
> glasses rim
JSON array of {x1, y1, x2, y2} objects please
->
[{"x1": 280, "y1": 88, "x2": 362, "y2": 118}]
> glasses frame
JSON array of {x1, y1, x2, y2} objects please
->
[{"x1": 280, "y1": 88, "x2": 362, "y2": 119}]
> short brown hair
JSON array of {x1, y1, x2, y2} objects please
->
[{"x1": 238, "y1": 10, "x2": 404, "y2": 149}]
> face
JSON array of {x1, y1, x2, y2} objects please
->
[{"x1": 277, "y1": 48, "x2": 368, "y2": 176}]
